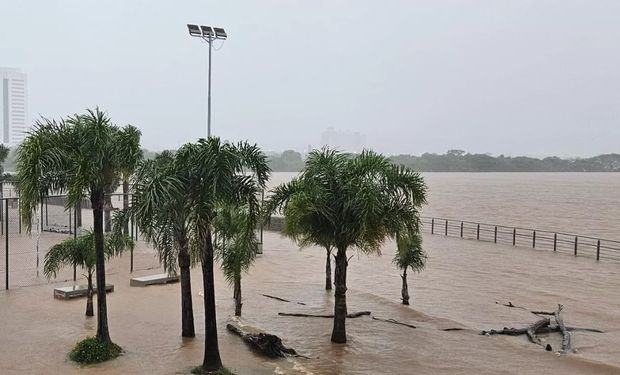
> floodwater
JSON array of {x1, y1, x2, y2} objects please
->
[{"x1": 1, "y1": 173, "x2": 620, "y2": 374}]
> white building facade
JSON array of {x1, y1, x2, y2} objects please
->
[{"x1": 1, "y1": 68, "x2": 28, "y2": 146}]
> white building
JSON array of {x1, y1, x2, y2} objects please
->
[{"x1": 1, "y1": 68, "x2": 28, "y2": 146}]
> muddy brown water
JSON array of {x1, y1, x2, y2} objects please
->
[{"x1": 1, "y1": 173, "x2": 620, "y2": 374}]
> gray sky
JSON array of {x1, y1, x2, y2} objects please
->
[{"x1": 1, "y1": 0, "x2": 619, "y2": 157}]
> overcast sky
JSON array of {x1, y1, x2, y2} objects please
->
[{"x1": 1, "y1": 0, "x2": 619, "y2": 157}]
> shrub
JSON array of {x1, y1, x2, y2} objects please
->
[
  {"x1": 191, "y1": 366, "x2": 235, "y2": 375},
  {"x1": 69, "y1": 337, "x2": 122, "y2": 364}
]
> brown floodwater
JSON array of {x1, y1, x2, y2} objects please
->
[{"x1": 1, "y1": 173, "x2": 620, "y2": 374}]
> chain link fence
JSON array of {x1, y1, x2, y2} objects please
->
[{"x1": 0, "y1": 193, "x2": 157, "y2": 289}]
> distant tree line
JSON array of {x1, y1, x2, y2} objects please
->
[{"x1": 267, "y1": 149, "x2": 620, "y2": 172}]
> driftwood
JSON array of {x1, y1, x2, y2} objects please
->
[
  {"x1": 485, "y1": 303, "x2": 603, "y2": 353},
  {"x1": 554, "y1": 304, "x2": 572, "y2": 353},
  {"x1": 278, "y1": 311, "x2": 370, "y2": 319},
  {"x1": 262, "y1": 294, "x2": 306, "y2": 306},
  {"x1": 226, "y1": 322, "x2": 298, "y2": 358},
  {"x1": 371, "y1": 316, "x2": 417, "y2": 329}
]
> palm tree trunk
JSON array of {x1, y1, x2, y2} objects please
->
[
  {"x1": 401, "y1": 268, "x2": 410, "y2": 305},
  {"x1": 76, "y1": 199, "x2": 82, "y2": 227},
  {"x1": 325, "y1": 246, "x2": 332, "y2": 291},
  {"x1": 122, "y1": 179, "x2": 129, "y2": 235},
  {"x1": 86, "y1": 270, "x2": 94, "y2": 317},
  {"x1": 201, "y1": 228, "x2": 222, "y2": 371},
  {"x1": 104, "y1": 192, "x2": 112, "y2": 233},
  {"x1": 331, "y1": 247, "x2": 348, "y2": 343},
  {"x1": 178, "y1": 243, "x2": 195, "y2": 337},
  {"x1": 92, "y1": 189, "x2": 112, "y2": 345},
  {"x1": 234, "y1": 275, "x2": 242, "y2": 317}
]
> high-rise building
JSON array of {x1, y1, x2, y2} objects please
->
[{"x1": 1, "y1": 68, "x2": 28, "y2": 146}]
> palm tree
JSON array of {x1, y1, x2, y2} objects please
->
[
  {"x1": 265, "y1": 148, "x2": 427, "y2": 343},
  {"x1": 177, "y1": 138, "x2": 269, "y2": 372},
  {"x1": 213, "y1": 203, "x2": 258, "y2": 317},
  {"x1": 123, "y1": 150, "x2": 197, "y2": 337},
  {"x1": 43, "y1": 232, "x2": 134, "y2": 316},
  {"x1": 118, "y1": 125, "x2": 142, "y2": 235},
  {"x1": 393, "y1": 232, "x2": 426, "y2": 305},
  {"x1": 16, "y1": 108, "x2": 141, "y2": 348}
]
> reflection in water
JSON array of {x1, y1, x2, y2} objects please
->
[{"x1": 1, "y1": 173, "x2": 620, "y2": 374}]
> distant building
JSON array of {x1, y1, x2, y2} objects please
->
[
  {"x1": 320, "y1": 127, "x2": 366, "y2": 153},
  {"x1": 1, "y1": 68, "x2": 28, "y2": 146}
]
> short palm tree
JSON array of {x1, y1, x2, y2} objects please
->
[
  {"x1": 393, "y1": 232, "x2": 426, "y2": 305},
  {"x1": 265, "y1": 148, "x2": 427, "y2": 343},
  {"x1": 44, "y1": 232, "x2": 134, "y2": 316},
  {"x1": 17, "y1": 108, "x2": 141, "y2": 348},
  {"x1": 177, "y1": 138, "x2": 269, "y2": 373},
  {"x1": 213, "y1": 203, "x2": 258, "y2": 317},
  {"x1": 123, "y1": 150, "x2": 197, "y2": 337}
]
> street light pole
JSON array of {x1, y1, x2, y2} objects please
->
[
  {"x1": 207, "y1": 34, "x2": 212, "y2": 137},
  {"x1": 187, "y1": 24, "x2": 227, "y2": 138}
]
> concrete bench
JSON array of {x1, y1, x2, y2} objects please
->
[
  {"x1": 54, "y1": 284, "x2": 114, "y2": 300},
  {"x1": 130, "y1": 273, "x2": 179, "y2": 287}
]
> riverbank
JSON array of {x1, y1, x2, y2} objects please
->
[{"x1": 1, "y1": 231, "x2": 619, "y2": 374}]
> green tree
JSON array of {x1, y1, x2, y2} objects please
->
[
  {"x1": 43, "y1": 231, "x2": 134, "y2": 316},
  {"x1": 393, "y1": 232, "x2": 426, "y2": 305},
  {"x1": 265, "y1": 148, "x2": 427, "y2": 343},
  {"x1": 213, "y1": 203, "x2": 258, "y2": 317},
  {"x1": 177, "y1": 138, "x2": 269, "y2": 372},
  {"x1": 16, "y1": 108, "x2": 141, "y2": 349},
  {"x1": 118, "y1": 125, "x2": 142, "y2": 235},
  {"x1": 124, "y1": 150, "x2": 197, "y2": 337}
]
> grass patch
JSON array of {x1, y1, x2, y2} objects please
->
[
  {"x1": 191, "y1": 366, "x2": 236, "y2": 375},
  {"x1": 69, "y1": 337, "x2": 122, "y2": 364}
]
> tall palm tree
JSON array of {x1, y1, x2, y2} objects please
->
[
  {"x1": 393, "y1": 232, "x2": 426, "y2": 305},
  {"x1": 213, "y1": 203, "x2": 258, "y2": 317},
  {"x1": 44, "y1": 232, "x2": 134, "y2": 316},
  {"x1": 122, "y1": 150, "x2": 197, "y2": 337},
  {"x1": 118, "y1": 125, "x2": 142, "y2": 235},
  {"x1": 265, "y1": 148, "x2": 427, "y2": 343},
  {"x1": 17, "y1": 108, "x2": 141, "y2": 347},
  {"x1": 177, "y1": 138, "x2": 269, "y2": 372}
]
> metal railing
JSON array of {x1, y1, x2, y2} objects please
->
[
  {"x1": 0, "y1": 194, "x2": 146, "y2": 290},
  {"x1": 422, "y1": 216, "x2": 620, "y2": 262}
]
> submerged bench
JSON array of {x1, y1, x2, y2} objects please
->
[
  {"x1": 54, "y1": 284, "x2": 114, "y2": 300},
  {"x1": 130, "y1": 273, "x2": 179, "y2": 287}
]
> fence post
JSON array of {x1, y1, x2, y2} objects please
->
[
  {"x1": 18, "y1": 199, "x2": 21, "y2": 234},
  {"x1": 494, "y1": 226, "x2": 497, "y2": 243},
  {"x1": 130, "y1": 214, "x2": 135, "y2": 273},
  {"x1": 553, "y1": 233, "x2": 557, "y2": 252},
  {"x1": 476, "y1": 224, "x2": 480, "y2": 240},
  {"x1": 69, "y1": 209, "x2": 72, "y2": 235},
  {"x1": 431, "y1": 218, "x2": 434, "y2": 234},
  {"x1": 5, "y1": 201, "x2": 9, "y2": 290},
  {"x1": 513, "y1": 228, "x2": 516, "y2": 246},
  {"x1": 574, "y1": 236, "x2": 578, "y2": 256},
  {"x1": 460, "y1": 222, "x2": 464, "y2": 238},
  {"x1": 73, "y1": 204, "x2": 77, "y2": 281},
  {"x1": 596, "y1": 240, "x2": 601, "y2": 261},
  {"x1": 532, "y1": 231, "x2": 536, "y2": 248},
  {"x1": 444, "y1": 219, "x2": 448, "y2": 236}
]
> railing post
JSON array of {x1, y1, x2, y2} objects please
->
[
  {"x1": 574, "y1": 236, "x2": 578, "y2": 256},
  {"x1": 553, "y1": 233, "x2": 557, "y2": 252},
  {"x1": 5, "y1": 201, "x2": 9, "y2": 290},
  {"x1": 494, "y1": 226, "x2": 497, "y2": 243},
  {"x1": 596, "y1": 240, "x2": 601, "y2": 261},
  {"x1": 460, "y1": 222, "x2": 463, "y2": 238},
  {"x1": 431, "y1": 218, "x2": 434, "y2": 234},
  {"x1": 532, "y1": 231, "x2": 536, "y2": 248},
  {"x1": 476, "y1": 224, "x2": 480, "y2": 240},
  {"x1": 444, "y1": 219, "x2": 448, "y2": 236},
  {"x1": 513, "y1": 228, "x2": 516, "y2": 246}
]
